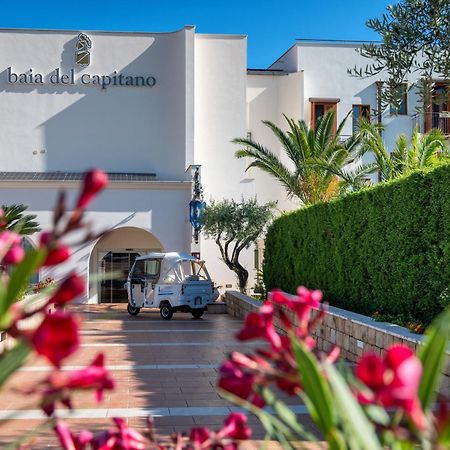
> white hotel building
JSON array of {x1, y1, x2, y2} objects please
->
[{"x1": 0, "y1": 26, "x2": 448, "y2": 303}]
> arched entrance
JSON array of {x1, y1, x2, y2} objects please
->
[{"x1": 89, "y1": 227, "x2": 164, "y2": 303}]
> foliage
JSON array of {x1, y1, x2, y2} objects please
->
[
  {"x1": 1, "y1": 204, "x2": 40, "y2": 235},
  {"x1": 356, "y1": 120, "x2": 449, "y2": 180},
  {"x1": 201, "y1": 198, "x2": 275, "y2": 292},
  {"x1": 252, "y1": 269, "x2": 266, "y2": 299},
  {"x1": 219, "y1": 287, "x2": 450, "y2": 449},
  {"x1": 349, "y1": 0, "x2": 450, "y2": 110},
  {"x1": 233, "y1": 110, "x2": 375, "y2": 206},
  {"x1": 263, "y1": 163, "x2": 450, "y2": 326}
]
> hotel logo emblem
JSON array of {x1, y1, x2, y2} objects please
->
[{"x1": 75, "y1": 33, "x2": 92, "y2": 66}]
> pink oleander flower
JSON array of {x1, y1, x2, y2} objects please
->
[
  {"x1": 93, "y1": 417, "x2": 147, "y2": 450},
  {"x1": 48, "y1": 353, "x2": 115, "y2": 402},
  {"x1": 31, "y1": 311, "x2": 80, "y2": 367},
  {"x1": 218, "y1": 359, "x2": 265, "y2": 407},
  {"x1": 221, "y1": 413, "x2": 252, "y2": 440},
  {"x1": 47, "y1": 273, "x2": 85, "y2": 306},
  {"x1": 76, "y1": 169, "x2": 108, "y2": 210},
  {"x1": 0, "y1": 230, "x2": 25, "y2": 265},
  {"x1": 0, "y1": 208, "x2": 6, "y2": 229},
  {"x1": 356, "y1": 344, "x2": 427, "y2": 429},
  {"x1": 236, "y1": 302, "x2": 281, "y2": 350},
  {"x1": 189, "y1": 427, "x2": 210, "y2": 445},
  {"x1": 272, "y1": 287, "x2": 322, "y2": 328},
  {"x1": 55, "y1": 421, "x2": 93, "y2": 450},
  {"x1": 40, "y1": 231, "x2": 71, "y2": 266}
]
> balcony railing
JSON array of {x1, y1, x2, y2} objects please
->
[{"x1": 412, "y1": 112, "x2": 450, "y2": 137}]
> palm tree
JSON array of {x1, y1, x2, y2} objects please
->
[
  {"x1": 233, "y1": 110, "x2": 374, "y2": 206},
  {"x1": 1, "y1": 204, "x2": 40, "y2": 235},
  {"x1": 356, "y1": 120, "x2": 449, "y2": 181}
]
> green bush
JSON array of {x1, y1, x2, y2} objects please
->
[{"x1": 264, "y1": 163, "x2": 450, "y2": 326}]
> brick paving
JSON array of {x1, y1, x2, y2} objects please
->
[{"x1": 0, "y1": 304, "x2": 320, "y2": 448}]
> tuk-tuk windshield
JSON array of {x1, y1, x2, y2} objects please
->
[{"x1": 132, "y1": 259, "x2": 161, "y2": 282}]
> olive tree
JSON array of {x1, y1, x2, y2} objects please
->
[
  {"x1": 201, "y1": 198, "x2": 275, "y2": 293},
  {"x1": 350, "y1": 0, "x2": 450, "y2": 109}
]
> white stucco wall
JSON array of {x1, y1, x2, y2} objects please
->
[
  {"x1": 0, "y1": 182, "x2": 191, "y2": 302},
  {"x1": 246, "y1": 71, "x2": 303, "y2": 212},
  {"x1": 194, "y1": 34, "x2": 255, "y2": 291},
  {"x1": 0, "y1": 27, "x2": 194, "y2": 180}
]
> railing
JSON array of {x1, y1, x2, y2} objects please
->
[{"x1": 412, "y1": 112, "x2": 450, "y2": 136}]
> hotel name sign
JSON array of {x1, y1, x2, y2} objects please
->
[
  {"x1": 6, "y1": 67, "x2": 157, "y2": 90},
  {"x1": 5, "y1": 33, "x2": 156, "y2": 90}
]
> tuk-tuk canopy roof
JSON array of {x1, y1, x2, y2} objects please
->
[{"x1": 135, "y1": 252, "x2": 203, "y2": 263}]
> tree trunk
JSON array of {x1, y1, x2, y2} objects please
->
[{"x1": 235, "y1": 266, "x2": 249, "y2": 293}]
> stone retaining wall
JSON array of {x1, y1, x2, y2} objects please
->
[{"x1": 225, "y1": 290, "x2": 449, "y2": 394}]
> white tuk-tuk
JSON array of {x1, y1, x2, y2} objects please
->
[{"x1": 126, "y1": 252, "x2": 219, "y2": 320}]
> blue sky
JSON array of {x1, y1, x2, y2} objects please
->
[{"x1": 1, "y1": 1, "x2": 393, "y2": 67}]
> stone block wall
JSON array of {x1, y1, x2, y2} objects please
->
[{"x1": 225, "y1": 290, "x2": 449, "y2": 395}]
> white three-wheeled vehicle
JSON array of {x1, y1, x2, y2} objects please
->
[{"x1": 126, "y1": 252, "x2": 219, "y2": 320}]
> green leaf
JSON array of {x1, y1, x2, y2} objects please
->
[
  {"x1": 0, "y1": 341, "x2": 30, "y2": 388},
  {"x1": 1, "y1": 249, "x2": 46, "y2": 317},
  {"x1": 260, "y1": 387, "x2": 317, "y2": 441},
  {"x1": 326, "y1": 363, "x2": 383, "y2": 450},
  {"x1": 418, "y1": 307, "x2": 450, "y2": 410},
  {"x1": 290, "y1": 336, "x2": 335, "y2": 435},
  {"x1": 218, "y1": 389, "x2": 295, "y2": 440}
]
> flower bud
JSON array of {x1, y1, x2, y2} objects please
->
[
  {"x1": 48, "y1": 273, "x2": 85, "y2": 305},
  {"x1": 40, "y1": 231, "x2": 71, "y2": 266},
  {"x1": 76, "y1": 169, "x2": 108, "y2": 210}
]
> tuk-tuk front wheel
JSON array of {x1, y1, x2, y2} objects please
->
[
  {"x1": 127, "y1": 304, "x2": 141, "y2": 316},
  {"x1": 191, "y1": 308, "x2": 204, "y2": 319},
  {"x1": 160, "y1": 303, "x2": 173, "y2": 320}
]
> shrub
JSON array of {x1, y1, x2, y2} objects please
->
[{"x1": 263, "y1": 163, "x2": 450, "y2": 325}]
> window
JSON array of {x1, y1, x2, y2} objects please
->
[
  {"x1": 352, "y1": 105, "x2": 371, "y2": 132},
  {"x1": 390, "y1": 84, "x2": 408, "y2": 115},
  {"x1": 310, "y1": 99, "x2": 339, "y2": 132},
  {"x1": 145, "y1": 260, "x2": 160, "y2": 277}
]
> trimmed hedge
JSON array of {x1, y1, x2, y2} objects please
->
[{"x1": 264, "y1": 164, "x2": 450, "y2": 325}]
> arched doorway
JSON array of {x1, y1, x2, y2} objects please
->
[{"x1": 89, "y1": 227, "x2": 164, "y2": 303}]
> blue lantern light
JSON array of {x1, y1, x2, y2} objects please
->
[{"x1": 189, "y1": 199, "x2": 205, "y2": 230}]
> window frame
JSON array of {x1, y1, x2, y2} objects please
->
[
  {"x1": 310, "y1": 100, "x2": 338, "y2": 133},
  {"x1": 390, "y1": 84, "x2": 408, "y2": 116},
  {"x1": 352, "y1": 104, "x2": 371, "y2": 132}
]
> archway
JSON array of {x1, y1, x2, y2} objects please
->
[{"x1": 89, "y1": 227, "x2": 164, "y2": 303}]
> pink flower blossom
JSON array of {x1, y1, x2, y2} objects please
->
[
  {"x1": 218, "y1": 360, "x2": 265, "y2": 407},
  {"x1": 221, "y1": 413, "x2": 252, "y2": 440},
  {"x1": 54, "y1": 421, "x2": 93, "y2": 450},
  {"x1": 189, "y1": 427, "x2": 210, "y2": 445},
  {"x1": 0, "y1": 230, "x2": 25, "y2": 265},
  {"x1": 31, "y1": 311, "x2": 80, "y2": 367},
  {"x1": 47, "y1": 273, "x2": 85, "y2": 306},
  {"x1": 76, "y1": 169, "x2": 108, "y2": 210},
  {"x1": 236, "y1": 302, "x2": 281, "y2": 349},
  {"x1": 47, "y1": 353, "x2": 115, "y2": 406},
  {"x1": 356, "y1": 344, "x2": 426, "y2": 429},
  {"x1": 93, "y1": 417, "x2": 147, "y2": 450},
  {"x1": 40, "y1": 231, "x2": 71, "y2": 266},
  {"x1": 0, "y1": 208, "x2": 6, "y2": 229}
]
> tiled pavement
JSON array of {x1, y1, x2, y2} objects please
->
[{"x1": 0, "y1": 304, "x2": 319, "y2": 448}]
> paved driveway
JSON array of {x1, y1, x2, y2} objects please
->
[{"x1": 0, "y1": 304, "x2": 315, "y2": 448}]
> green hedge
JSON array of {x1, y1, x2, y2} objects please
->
[{"x1": 264, "y1": 164, "x2": 450, "y2": 325}]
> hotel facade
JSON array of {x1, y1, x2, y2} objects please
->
[{"x1": 0, "y1": 27, "x2": 448, "y2": 303}]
